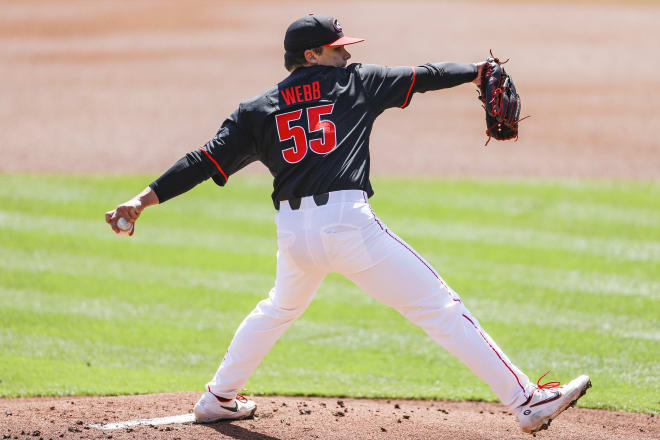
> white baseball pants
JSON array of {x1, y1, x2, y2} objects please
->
[{"x1": 207, "y1": 190, "x2": 534, "y2": 408}]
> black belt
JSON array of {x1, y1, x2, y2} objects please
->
[{"x1": 277, "y1": 192, "x2": 330, "y2": 210}]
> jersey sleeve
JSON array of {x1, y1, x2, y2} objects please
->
[
  {"x1": 357, "y1": 62, "x2": 477, "y2": 113},
  {"x1": 357, "y1": 64, "x2": 416, "y2": 112},
  {"x1": 201, "y1": 107, "x2": 259, "y2": 187},
  {"x1": 149, "y1": 107, "x2": 258, "y2": 203},
  {"x1": 412, "y1": 62, "x2": 477, "y2": 93}
]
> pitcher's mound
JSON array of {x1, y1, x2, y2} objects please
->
[{"x1": 1, "y1": 393, "x2": 657, "y2": 439}]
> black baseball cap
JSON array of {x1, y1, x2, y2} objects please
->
[{"x1": 284, "y1": 14, "x2": 364, "y2": 53}]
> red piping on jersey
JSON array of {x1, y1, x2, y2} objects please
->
[
  {"x1": 200, "y1": 148, "x2": 228, "y2": 182},
  {"x1": 461, "y1": 314, "x2": 527, "y2": 396},
  {"x1": 400, "y1": 66, "x2": 416, "y2": 109}
]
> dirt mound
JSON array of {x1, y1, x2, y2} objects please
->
[{"x1": 1, "y1": 393, "x2": 657, "y2": 440}]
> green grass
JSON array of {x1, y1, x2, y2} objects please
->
[{"x1": 0, "y1": 174, "x2": 658, "y2": 413}]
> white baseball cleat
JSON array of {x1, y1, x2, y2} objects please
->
[
  {"x1": 193, "y1": 388, "x2": 257, "y2": 423},
  {"x1": 515, "y1": 373, "x2": 591, "y2": 434}
]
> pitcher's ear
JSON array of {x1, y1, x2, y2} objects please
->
[{"x1": 304, "y1": 49, "x2": 319, "y2": 65}]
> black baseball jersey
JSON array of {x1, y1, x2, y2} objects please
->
[{"x1": 150, "y1": 62, "x2": 477, "y2": 208}]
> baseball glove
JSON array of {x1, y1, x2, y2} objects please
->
[{"x1": 477, "y1": 51, "x2": 524, "y2": 145}]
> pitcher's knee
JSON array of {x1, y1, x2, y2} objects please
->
[
  {"x1": 255, "y1": 297, "x2": 305, "y2": 321},
  {"x1": 398, "y1": 296, "x2": 464, "y2": 334}
]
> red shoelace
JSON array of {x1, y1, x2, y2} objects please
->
[
  {"x1": 536, "y1": 371, "x2": 561, "y2": 389},
  {"x1": 208, "y1": 385, "x2": 249, "y2": 404}
]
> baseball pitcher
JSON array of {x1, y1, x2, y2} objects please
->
[{"x1": 105, "y1": 15, "x2": 590, "y2": 434}]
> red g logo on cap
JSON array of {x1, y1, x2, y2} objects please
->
[{"x1": 332, "y1": 19, "x2": 342, "y2": 32}]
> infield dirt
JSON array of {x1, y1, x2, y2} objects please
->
[
  {"x1": 1, "y1": 1, "x2": 659, "y2": 439},
  {"x1": 2, "y1": 393, "x2": 658, "y2": 440}
]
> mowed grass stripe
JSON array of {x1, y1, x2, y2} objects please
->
[
  {"x1": 2, "y1": 210, "x2": 655, "y2": 287},
  {"x1": 2, "y1": 284, "x2": 656, "y2": 353},
  {"x1": 388, "y1": 217, "x2": 660, "y2": 262},
  {"x1": 1, "y1": 306, "x2": 471, "y2": 396},
  {"x1": 445, "y1": 273, "x2": 659, "y2": 322},
  {"x1": 0, "y1": 175, "x2": 273, "y2": 228},
  {"x1": 2, "y1": 255, "x2": 657, "y2": 341},
  {"x1": 2, "y1": 176, "x2": 658, "y2": 240},
  {"x1": 2, "y1": 216, "x2": 656, "y2": 314},
  {"x1": 3, "y1": 208, "x2": 659, "y2": 265},
  {"x1": 0, "y1": 210, "x2": 278, "y2": 256},
  {"x1": 452, "y1": 260, "x2": 659, "y2": 298},
  {"x1": 0, "y1": 356, "x2": 205, "y2": 397},
  {"x1": 3, "y1": 175, "x2": 659, "y2": 239},
  {"x1": 0, "y1": 245, "x2": 275, "y2": 294},
  {"x1": 2, "y1": 271, "x2": 654, "y2": 362},
  {"x1": 2, "y1": 214, "x2": 656, "y2": 313},
  {"x1": 3, "y1": 236, "x2": 657, "y2": 301},
  {"x1": 0, "y1": 329, "x2": 221, "y2": 371},
  {"x1": 465, "y1": 298, "x2": 658, "y2": 341},
  {"x1": 2, "y1": 209, "x2": 656, "y2": 290},
  {"x1": 0, "y1": 287, "x2": 241, "y2": 330},
  {"x1": 0, "y1": 248, "x2": 382, "y2": 309},
  {"x1": 0, "y1": 265, "x2": 377, "y2": 311},
  {"x1": 373, "y1": 179, "x2": 660, "y2": 239},
  {"x1": 0, "y1": 309, "x2": 450, "y2": 368}
]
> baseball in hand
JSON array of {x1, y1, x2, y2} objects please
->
[{"x1": 117, "y1": 217, "x2": 133, "y2": 236}]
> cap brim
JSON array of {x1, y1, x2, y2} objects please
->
[{"x1": 324, "y1": 36, "x2": 365, "y2": 47}]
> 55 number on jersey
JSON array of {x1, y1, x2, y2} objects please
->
[{"x1": 275, "y1": 104, "x2": 337, "y2": 163}]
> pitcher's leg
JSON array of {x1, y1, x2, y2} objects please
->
[
  {"x1": 207, "y1": 248, "x2": 325, "y2": 399},
  {"x1": 346, "y1": 226, "x2": 534, "y2": 407}
]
